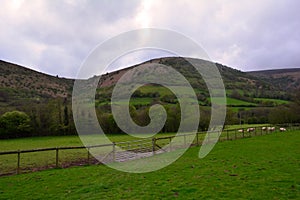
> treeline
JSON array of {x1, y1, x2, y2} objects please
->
[
  {"x1": 0, "y1": 98, "x2": 212, "y2": 139},
  {"x1": 1, "y1": 93, "x2": 300, "y2": 139},
  {"x1": 229, "y1": 89, "x2": 291, "y2": 103},
  {"x1": 225, "y1": 93, "x2": 300, "y2": 125},
  {"x1": 0, "y1": 98, "x2": 76, "y2": 139},
  {"x1": 96, "y1": 104, "x2": 212, "y2": 135}
]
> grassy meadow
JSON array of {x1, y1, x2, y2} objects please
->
[
  {"x1": 0, "y1": 124, "x2": 273, "y2": 175},
  {"x1": 0, "y1": 133, "x2": 178, "y2": 175},
  {"x1": 0, "y1": 125, "x2": 287, "y2": 175},
  {"x1": 0, "y1": 130, "x2": 299, "y2": 199}
]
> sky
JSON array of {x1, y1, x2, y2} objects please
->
[{"x1": 0, "y1": 0, "x2": 299, "y2": 78}]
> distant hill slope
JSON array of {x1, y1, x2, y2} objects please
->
[
  {"x1": 96, "y1": 57, "x2": 282, "y2": 98},
  {"x1": 248, "y1": 68, "x2": 300, "y2": 91},
  {"x1": 1, "y1": 58, "x2": 299, "y2": 137},
  {"x1": 0, "y1": 60, "x2": 74, "y2": 101},
  {"x1": 1, "y1": 57, "x2": 299, "y2": 106}
]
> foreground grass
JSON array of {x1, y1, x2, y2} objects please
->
[{"x1": 0, "y1": 131, "x2": 299, "y2": 199}]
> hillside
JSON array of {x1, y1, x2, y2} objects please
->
[
  {"x1": 0, "y1": 60, "x2": 74, "y2": 103},
  {"x1": 2, "y1": 57, "x2": 299, "y2": 104},
  {"x1": 95, "y1": 57, "x2": 289, "y2": 104},
  {"x1": 248, "y1": 68, "x2": 300, "y2": 91},
  {"x1": 1, "y1": 57, "x2": 299, "y2": 137},
  {"x1": 99, "y1": 57, "x2": 268, "y2": 91},
  {"x1": 1, "y1": 57, "x2": 297, "y2": 108}
]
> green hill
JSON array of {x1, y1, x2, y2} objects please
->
[
  {"x1": 94, "y1": 57, "x2": 293, "y2": 107},
  {"x1": 248, "y1": 68, "x2": 300, "y2": 91},
  {"x1": 0, "y1": 57, "x2": 299, "y2": 137},
  {"x1": 0, "y1": 60, "x2": 74, "y2": 106}
]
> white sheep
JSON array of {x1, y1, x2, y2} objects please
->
[
  {"x1": 268, "y1": 127, "x2": 275, "y2": 132},
  {"x1": 279, "y1": 127, "x2": 286, "y2": 132},
  {"x1": 247, "y1": 127, "x2": 255, "y2": 132},
  {"x1": 238, "y1": 129, "x2": 244, "y2": 133}
]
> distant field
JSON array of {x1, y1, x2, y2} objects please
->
[
  {"x1": 224, "y1": 124, "x2": 270, "y2": 130},
  {"x1": 0, "y1": 131, "x2": 299, "y2": 199},
  {"x1": 106, "y1": 98, "x2": 153, "y2": 106},
  {"x1": 129, "y1": 97, "x2": 153, "y2": 105},
  {"x1": 96, "y1": 89, "x2": 289, "y2": 109},
  {"x1": 254, "y1": 98, "x2": 290, "y2": 105},
  {"x1": 210, "y1": 97, "x2": 256, "y2": 106},
  {"x1": 139, "y1": 85, "x2": 173, "y2": 96},
  {"x1": 226, "y1": 97, "x2": 256, "y2": 106},
  {"x1": 228, "y1": 107, "x2": 254, "y2": 112},
  {"x1": 226, "y1": 89, "x2": 244, "y2": 95}
]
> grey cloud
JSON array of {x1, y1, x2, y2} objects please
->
[{"x1": 0, "y1": 0, "x2": 299, "y2": 77}]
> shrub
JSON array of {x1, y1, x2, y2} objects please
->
[{"x1": 0, "y1": 111, "x2": 32, "y2": 138}]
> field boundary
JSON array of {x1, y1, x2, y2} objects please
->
[{"x1": 0, "y1": 123, "x2": 299, "y2": 176}]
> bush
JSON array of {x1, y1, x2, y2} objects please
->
[{"x1": 0, "y1": 111, "x2": 32, "y2": 138}]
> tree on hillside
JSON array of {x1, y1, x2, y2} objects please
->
[
  {"x1": 0, "y1": 111, "x2": 32, "y2": 138},
  {"x1": 294, "y1": 93, "x2": 300, "y2": 105},
  {"x1": 225, "y1": 108, "x2": 238, "y2": 125},
  {"x1": 268, "y1": 106, "x2": 296, "y2": 124}
]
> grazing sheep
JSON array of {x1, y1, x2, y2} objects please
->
[
  {"x1": 279, "y1": 127, "x2": 286, "y2": 132},
  {"x1": 238, "y1": 129, "x2": 244, "y2": 133},
  {"x1": 262, "y1": 127, "x2": 267, "y2": 131},
  {"x1": 268, "y1": 127, "x2": 275, "y2": 132},
  {"x1": 247, "y1": 127, "x2": 255, "y2": 132}
]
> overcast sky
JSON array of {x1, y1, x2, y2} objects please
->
[{"x1": 0, "y1": 0, "x2": 299, "y2": 78}]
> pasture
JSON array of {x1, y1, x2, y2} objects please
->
[
  {"x1": 0, "y1": 130, "x2": 299, "y2": 199},
  {"x1": 254, "y1": 98, "x2": 290, "y2": 105},
  {"x1": 0, "y1": 124, "x2": 275, "y2": 175},
  {"x1": 0, "y1": 125, "x2": 294, "y2": 175},
  {"x1": 0, "y1": 133, "x2": 178, "y2": 175}
]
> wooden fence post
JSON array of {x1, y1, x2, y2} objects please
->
[
  {"x1": 184, "y1": 135, "x2": 186, "y2": 147},
  {"x1": 87, "y1": 147, "x2": 90, "y2": 165},
  {"x1": 196, "y1": 132, "x2": 199, "y2": 146},
  {"x1": 207, "y1": 132, "x2": 210, "y2": 143},
  {"x1": 112, "y1": 142, "x2": 116, "y2": 162},
  {"x1": 55, "y1": 147, "x2": 59, "y2": 168},
  {"x1": 226, "y1": 130, "x2": 229, "y2": 140},
  {"x1": 234, "y1": 129, "x2": 237, "y2": 140},
  {"x1": 260, "y1": 127, "x2": 262, "y2": 135},
  {"x1": 152, "y1": 138, "x2": 156, "y2": 155},
  {"x1": 17, "y1": 150, "x2": 20, "y2": 174}
]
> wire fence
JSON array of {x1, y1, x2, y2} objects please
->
[{"x1": 0, "y1": 123, "x2": 299, "y2": 176}]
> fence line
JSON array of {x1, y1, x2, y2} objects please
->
[{"x1": 0, "y1": 123, "x2": 299, "y2": 175}]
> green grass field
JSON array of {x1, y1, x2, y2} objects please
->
[
  {"x1": 139, "y1": 85, "x2": 173, "y2": 96},
  {"x1": 254, "y1": 98, "x2": 290, "y2": 105},
  {"x1": 0, "y1": 131, "x2": 299, "y2": 199},
  {"x1": 224, "y1": 124, "x2": 269, "y2": 129},
  {"x1": 226, "y1": 97, "x2": 256, "y2": 106},
  {"x1": 0, "y1": 125, "x2": 284, "y2": 175},
  {"x1": 209, "y1": 97, "x2": 256, "y2": 106},
  {"x1": 0, "y1": 133, "x2": 177, "y2": 175}
]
